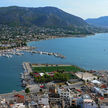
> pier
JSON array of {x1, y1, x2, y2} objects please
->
[
  {"x1": 0, "y1": 46, "x2": 35, "y2": 58},
  {"x1": 23, "y1": 62, "x2": 33, "y2": 73},
  {"x1": 0, "y1": 46, "x2": 65, "y2": 59},
  {"x1": 21, "y1": 62, "x2": 33, "y2": 87},
  {"x1": 30, "y1": 50, "x2": 65, "y2": 59}
]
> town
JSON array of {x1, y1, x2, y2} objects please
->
[
  {"x1": 1, "y1": 0, "x2": 108, "y2": 108},
  {"x1": 0, "y1": 62, "x2": 108, "y2": 108},
  {"x1": 0, "y1": 24, "x2": 95, "y2": 51}
]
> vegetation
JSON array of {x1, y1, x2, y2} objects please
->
[
  {"x1": 31, "y1": 65, "x2": 82, "y2": 83},
  {"x1": 31, "y1": 72, "x2": 71, "y2": 83},
  {"x1": 0, "y1": 6, "x2": 97, "y2": 38},
  {"x1": 32, "y1": 65, "x2": 85, "y2": 73},
  {"x1": 25, "y1": 88, "x2": 30, "y2": 93},
  {"x1": 0, "y1": 6, "x2": 87, "y2": 27},
  {"x1": 0, "y1": 6, "x2": 107, "y2": 46},
  {"x1": 86, "y1": 16, "x2": 108, "y2": 27}
]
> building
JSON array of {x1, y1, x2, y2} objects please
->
[
  {"x1": 91, "y1": 80, "x2": 101, "y2": 86},
  {"x1": 49, "y1": 86, "x2": 57, "y2": 94},
  {"x1": 98, "y1": 97, "x2": 108, "y2": 107},
  {"x1": 80, "y1": 94, "x2": 97, "y2": 108},
  {"x1": 14, "y1": 94, "x2": 25, "y2": 103},
  {"x1": 58, "y1": 88, "x2": 72, "y2": 99},
  {"x1": 70, "y1": 97, "x2": 79, "y2": 107},
  {"x1": 76, "y1": 72, "x2": 97, "y2": 81},
  {"x1": 38, "y1": 95, "x2": 50, "y2": 108},
  {"x1": 10, "y1": 103, "x2": 25, "y2": 108},
  {"x1": 49, "y1": 93, "x2": 62, "y2": 104}
]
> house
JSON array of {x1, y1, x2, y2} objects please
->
[
  {"x1": 92, "y1": 87, "x2": 108, "y2": 97},
  {"x1": 28, "y1": 101, "x2": 38, "y2": 108},
  {"x1": 11, "y1": 103, "x2": 25, "y2": 108},
  {"x1": 49, "y1": 86, "x2": 57, "y2": 94},
  {"x1": 14, "y1": 94, "x2": 25, "y2": 103},
  {"x1": 38, "y1": 95, "x2": 50, "y2": 108},
  {"x1": 91, "y1": 80, "x2": 101, "y2": 85},
  {"x1": 49, "y1": 93, "x2": 62, "y2": 104},
  {"x1": 98, "y1": 97, "x2": 108, "y2": 107},
  {"x1": 58, "y1": 88, "x2": 72, "y2": 99},
  {"x1": 75, "y1": 72, "x2": 97, "y2": 81},
  {"x1": 70, "y1": 97, "x2": 79, "y2": 106},
  {"x1": 79, "y1": 94, "x2": 97, "y2": 108}
]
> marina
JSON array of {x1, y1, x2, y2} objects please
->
[
  {"x1": 0, "y1": 46, "x2": 35, "y2": 58},
  {"x1": 0, "y1": 47, "x2": 65, "y2": 59},
  {"x1": 30, "y1": 51, "x2": 65, "y2": 59},
  {"x1": 1, "y1": 33, "x2": 108, "y2": 94}
]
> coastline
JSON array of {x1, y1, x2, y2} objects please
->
[
  {"x1": 0, "y1": 34, "x2": 94, "y2": 58},
  {"x1": 27, "y1": 33, "x2": 95, "y2": 44},
  {"x1": 0, "y1": 34, "x2": 95, "y2": 95},
  {"x1": 0, "y1": 33, "x2": 107, "y2": 95}
]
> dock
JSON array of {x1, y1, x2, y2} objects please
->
[
  {"x1": 21, "y1": 62, "x2": 33, "y2": 87},
  {"x1": 0, "y1": 47, "x2": 65, "y2": 59},
  {"x1": 23, "y1": 62, "x2": 33, "y2": 73},
  {"x1": 30, "y1": 51, "x2": 65, "y2": 59}
]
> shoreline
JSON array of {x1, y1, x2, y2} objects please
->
[
  {"x1": 27, "y1": 33, "x2": 95, "y2": 43},
  {"x1": 27, "y1": 32, "x2": 108, "y2": 44},
  {"x1": 0, "y1": 62, "x2": 107, "y2": 95},
  {"x1": 0, "y1": 33, "x2": 107, "y2": 95},
  {"x1": 0, "y1": 46, "x2": 36, "y2": 58}
]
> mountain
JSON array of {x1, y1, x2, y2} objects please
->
[
  {"x1": 0, "y1": 6, "x2": 88, "y2": 28},
  {"x1": 86, "y1": 16, "x2": 108, "y2": 27}
]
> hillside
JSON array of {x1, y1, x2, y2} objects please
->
[
  {"x1": 86, "y1": 16, "x2": 108, "y2": 27},
  {"x1": 0, "y1": 6, "x2": 88, "y2": 28},
  {"x1": 0, "y1": 6, "x2": 108, "y2": 46}
]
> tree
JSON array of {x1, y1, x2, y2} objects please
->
[
  {"x1": 40, "y1": 89, "x2": 42, "y2": 92},
  {"x1": 25, "y1": 88, "x2": 30, "y2": 94}
]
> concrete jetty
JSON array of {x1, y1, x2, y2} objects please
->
[
  {"x1": 21, "y1": 62, "x2": 33, "y2": 87},
  {"x1": 23, "y1": 62, "x2": 33, "y2": 73},
  {"x1": 30, "y1": 51, "x2": 65, "y2": 59}
]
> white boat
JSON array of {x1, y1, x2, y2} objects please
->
[{"x1": 16, "y1": 52, "x2": 24, "y2": 55}]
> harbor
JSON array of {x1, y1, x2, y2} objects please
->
[
  {"x1": 0, "y1": 46, "x2": 65, "y2": 59},
  {"x1": 0, "y1": 46, "x2": 35, "y2": 58},
  {"x1": 21, "y1": 62, "x2": 33, "y2": 87},
  {"x1": 30, "y1": 50, "x2": 65, "y2": 59},
  {"x1": 1, "y1": 33, "x2": 108, "y2": 94}
]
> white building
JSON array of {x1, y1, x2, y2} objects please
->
[
  {"x1": 93, "y1": 87, "x2": 108, "y2": 97},
  {"x1": 79, "y1": 94, "x2": 97, "y2": 108},
  {"x1": 91, "y1": 80, "x2": 101, "y2": 85},
  {"x1": 58, "y1": 88, "x2": 72, "y2": 99},
  {"x1": 38, "y1": 95, "x2": 50, "y2": 108},
  {"x1": 11, "y1": 103, "x2": 25, "y2": 108},
  {"x1": 75, "y1": 72, "x2": 97, "y2": 81}
]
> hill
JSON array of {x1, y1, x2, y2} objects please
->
[
  {"x1": 0, "y1": 6, "x2": 108, "y2": 45},
  {"x1": 0, "y1": 6, "x2": 88, "y2": 28},
  {"x1": 86, "y1": 16, "x2": 108, "y2": 27}
]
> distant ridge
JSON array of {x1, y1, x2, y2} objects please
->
[{"x1": 86, "y1": 16, "x2": 108, "y2": 27}]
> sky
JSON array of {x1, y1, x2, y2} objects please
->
[{"x1": 0, "y1": 0, "x2": 108, "y2": 19}]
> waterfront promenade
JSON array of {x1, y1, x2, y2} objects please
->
[
  {"x1": 23, "y1": 62, "x2": 33, "y2": 73},
  {"x1": 0, "y1": 90, "x2": 25, "y2": 102}
]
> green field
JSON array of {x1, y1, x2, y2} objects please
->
[
  {"x1": 67, "y1": 73, "x2": 78, "y2": 79},
  {"x1": 32, "y1": 65, "x2": 85, "y2": 73}
]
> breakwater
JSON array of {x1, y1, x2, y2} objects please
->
[{"x1": 30, "y1": 50, "x2": 65, "y2": 59}]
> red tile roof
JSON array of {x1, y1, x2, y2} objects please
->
[
  {"x1": 99, "y1": 97, "x2": 104, "y2": 100},
  {"x1": 14, "y1": 94, "x2": 24, "y2": 99},
  {"x1": 101, "y1": 84, "x2": 107, "y2": 89}
]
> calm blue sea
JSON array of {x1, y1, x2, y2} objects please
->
[{"x1": 0, "y1": 33, "x2": 108, "y2": 93}]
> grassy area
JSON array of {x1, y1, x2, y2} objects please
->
[
  {"x1": 67, "y1": 73, "x2": 78, "y2": 79},
  {"x1": 32, "y1": 65, "x2": 85, "y2": 73}
]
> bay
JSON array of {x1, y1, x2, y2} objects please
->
[{"x1": 0, "y1": 33, "x2": 108, "y2": 93}]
